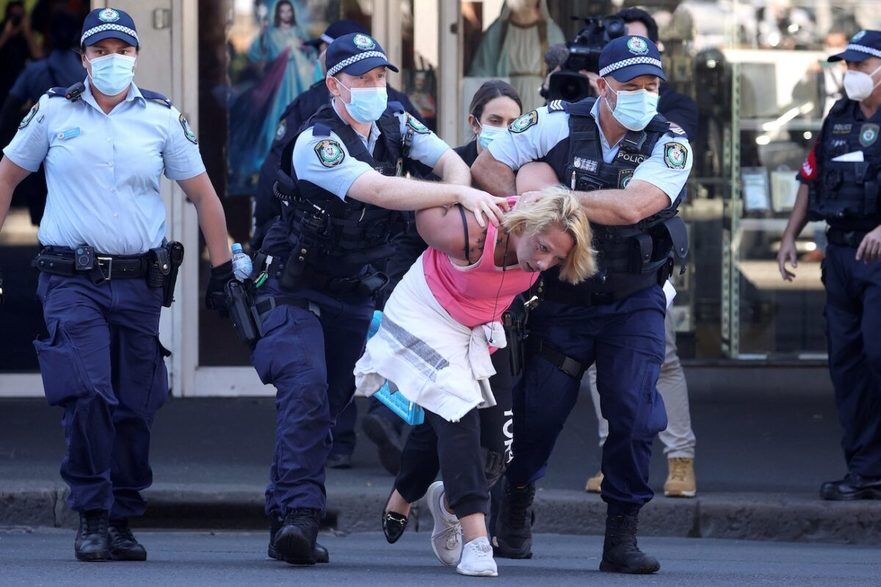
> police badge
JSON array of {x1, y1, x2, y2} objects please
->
[{"x1": 314, "y1": 139, "x2": 346, "y2": 167}]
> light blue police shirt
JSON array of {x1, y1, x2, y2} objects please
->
[
  {"x1": 291, "y1": 99, "x2": 450, "y2": 200},
  {"x1": 487, "y1": 98, "x2": 692, "y2": 204},
  {"x1": 3, "y1": 80, "x2": 205, "y2": 255}
]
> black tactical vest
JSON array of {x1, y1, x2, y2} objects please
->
[
  {"x1": 808, "y1": 98, "x2": 881, "y2": 231},
  {"x1": 270, "y1": 103, "x2": 410, "y2": 279},
  {"x1": 539, "y1": 98, "x2": 688, "y2": 302}
]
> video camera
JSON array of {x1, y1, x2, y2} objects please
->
[{"x1": 543, "y1": 15, "x2": 627, "y2": 103}]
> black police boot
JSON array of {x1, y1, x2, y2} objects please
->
[
  {"x1": 268, "y1": 512, "x2": 329, "y2": 563},
  {"x1": 492, "y1": 480, "x2": 535, "y2": 559},
  {"x1": 75, "y1": 510, "x2": 110, "y2": 562},
  {"x1": 272, "y1": 508, "x2": 322, "y2": 565},
  {"x1": 600, "y1": 512, "x2": 660, "y2": 574},
  {"x1": 820, "y1": 473, "x2": 881, "y2": 500},
  {"x1": 108, "y1": 518, "x2": 147, "y2": 561}
]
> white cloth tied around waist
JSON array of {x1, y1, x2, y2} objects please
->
[{"x1": 354, "y1": 255, "x2": 502, "y2": 422}]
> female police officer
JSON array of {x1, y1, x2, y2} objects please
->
[
  {"x1": 0, "y1": 8, "x2": 233, "y2": 562},
  {"x1": 471, "y1": 36, "x2": 692, "y2": 574}
]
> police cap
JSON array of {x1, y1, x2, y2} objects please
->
[
  {"x1": 829, "y1": 30, "x2": 881, "y2": 63},
  {"x1": 325, "y1": 32, "x2": 399, "y2": 77},
  {"x1": 80, "y1": 7, "x2": 138, "y2": 48},
  {"x1": 305, "y1": 19, "x2": 367, "y2": 49},
  {"x1": 598, "y1": 35, "x2": 666, "y2": 82}
]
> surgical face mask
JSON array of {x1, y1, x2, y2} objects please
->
[
  {"x1": 476, "y1": 122, "x2": 508, "y2": 149},
  {"x1": 605, "y1": 85, "x2": 659, "y2": 131},
  {"x1": 334, "y1": 77, "x2": 388, "y2": 123},
  {"x1": 844, "y1": 65, "x2": 881, "y2": 101},
  {"x1": 86, "y1": 53, "x2": 136, "y2": 97}
]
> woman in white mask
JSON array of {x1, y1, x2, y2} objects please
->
[{"x1": 0, "y1": 7, "x2": 234, "y2": 563}]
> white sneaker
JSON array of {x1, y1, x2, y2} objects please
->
[
  {"x1": 456, "y1": 536, "x2": 498, "y2": 577},
  {"x1": 426, "y1": 481, "x2": 462, "y2": 566}
]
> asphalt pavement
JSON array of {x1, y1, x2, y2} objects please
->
[
  {"x1": 3, "y1": 365, "x2": 881, "y2": 543},
  {"x1": 2, "y1": 528, "x2": 879, "y2": 586}
]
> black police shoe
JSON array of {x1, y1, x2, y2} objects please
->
[
  {"x1": 273, "y1": 508, "x2": 322, "y2": 565},
  {"x1": 268, "y1": 512, "x2": 329, "y2": 563},
  {"x1": 362, "y1": 413, "x2": 404, "y2": 476},
  {"x1": 326, "y1": 452, "x2": 352, "y2": 469},
  {"x1": 600, "y1": 513, "x2": 660, "y2": 574},
  {"x1": 820, "y1": 473, "x2": 881, "y2": 500},
  {"x1": 108, "y1": 519, "x2": 147, "y2": 561},
  {"x1": 492, "y1": 480, "x2": 535, "y2": 559},
  {"x1": 75, "y1": 510, "x2": 110, "y2": 562}
]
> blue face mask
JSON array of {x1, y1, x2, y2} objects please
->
[
  {"x1": 605, "y1": 85, "x2": 659, "y2": 131},
  {"x1": 477, "y1": 123, "x2": 509, "y2": 149},
  {"x1": 334, "y1": 77, "x2": 388, "y2": 123},
  {"x1": 87, "y1": 53, "x2": 136, "y2": 97}
]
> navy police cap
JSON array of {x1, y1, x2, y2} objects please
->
[
  {"x1": 598, "y1": 35, "x2": 666, "y2": 82},
  {"x1": 325, "y1": 32, "x2": 399, "y2": 77},
  {"x1": 81, "y1": 7, "x2": 138, "y2": 48},
  {"x1": 829, "y1": 30, "x2": 881, "y2": 62},
  {"x1": 305, "y1": 19, "x2": 367, "y2": 48}
]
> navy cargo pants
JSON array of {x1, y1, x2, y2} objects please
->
[
  {"x1": 823, "y1": 243, "x2": 881, "y2": 477},
  {"x1": 34, "y1": 273, "x2": 169, "y2": 519},
  {"x1": 251, "y1": 277, "x2": 373, "y2": 516},
  {"x1": 506, "y1": 285, "x2": 668, "y2": 514}
]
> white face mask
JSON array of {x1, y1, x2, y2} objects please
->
[
  {"x1": 86, "y1": 53, "x2": 136, "y2": 97},
  {"x1": 844, "y1": 64, "x2": 881, "y2": 101}
]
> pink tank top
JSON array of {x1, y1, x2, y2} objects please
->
[{"x1": 423, "y1": 200, "x2": 537, "y2": 328}]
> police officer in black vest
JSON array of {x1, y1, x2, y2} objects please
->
[
  {"x1": 472, "y1": 36, "x2": 692, "y2": 574},
  {"x1": 779, "y1": 30, "x2": 881, "y2": 501},
  {"x1": 251, "y1": 19, "x2": 421, "y2": 250},
  {"x1": 247, "y1": 32, "x2": 506, "y2": 565}
]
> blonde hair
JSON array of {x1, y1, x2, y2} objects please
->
[{"x1": 502, "y1": 185, "x2": 597, "y2": 284}]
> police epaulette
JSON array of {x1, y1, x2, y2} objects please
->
[
  {"x1": 387, "y1": 100, "x2": 405, "y2": 114},
  {"x1": 140, "y1": 89, "x2": 173, "y2": 108},
  {"x1": 312, "y1": 122, "x2": 331, "y2": 137},
  {"x1": 563, "y1": 97, "x2": 596, "y2": 116},
  {"x1": 547, "y1": 99, "x2": 566, "y2": 112},
  {"x1": 47, "y1": 82, "x2": 84, "y2": 101}
]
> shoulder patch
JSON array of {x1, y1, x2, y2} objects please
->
[
  {"x1": 274, "y1": 119, "x2": 288, "y2": 143},
  {"x1": 509, "y1": 110, "x2": 538, "y2": 133},
  {"x1": 18, "y1": 102, "x2": 39, "y2": 129},
  {"x1": 406, "y1": 113, "x2": 430, "y2": 134},
  {"x1": 179, "y1": 114, "x2": 198, "y2": 144},
  {"x1": 547, "y1": 100, "x2": 566, "y2": 113},
  {"x1": 314, "y1": 139, "x2": 345, "y2": 167},
  {"x1": 663, "y1": 142, "x2": 688, "y2": 169}
]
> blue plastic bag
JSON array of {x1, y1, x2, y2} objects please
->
[{"x1": 366, "y1": 310, "x2": 425, "y2": 426}]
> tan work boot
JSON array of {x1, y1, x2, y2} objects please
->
[
  {"x1": 664, "y1": 457, "x2": 696, "y2": 497},
  {"x1": 585, "y1": 470, "x2": 604, "y2": 493}
]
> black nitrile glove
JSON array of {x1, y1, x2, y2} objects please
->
[{"x1": 205, "y1": 260, "x2": 234, "y2": 315}]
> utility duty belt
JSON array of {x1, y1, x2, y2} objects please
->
[
  {"x1": 826, "y1": 227, "x2": 869, "y2": 248},
  {"x1": 33, "y1": 242, "x2": 184, "y2": 307}
]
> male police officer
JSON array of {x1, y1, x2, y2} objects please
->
[
  {"x1": 252, "y1": 19, "x2": 421, "y2": 250},
  {"x1": 778, "y1": 30, "x2": 881, "y2": 501},
  {"x1": 251, "y1": 32, "x2": 505, "y2": 565},
  {"x1": 583, "y1": 6, "x2": 700, "y2": 499},
  {"x1": 472, "y1": 36, "x2": 692, "y2": 573},
  {"x1": 0, "y1": 8, "x2": 233, "y2": 561}
]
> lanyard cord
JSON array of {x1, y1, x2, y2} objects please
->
[{"x1": 487, "y1": 231, "x2": 511, "y2": 345}]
